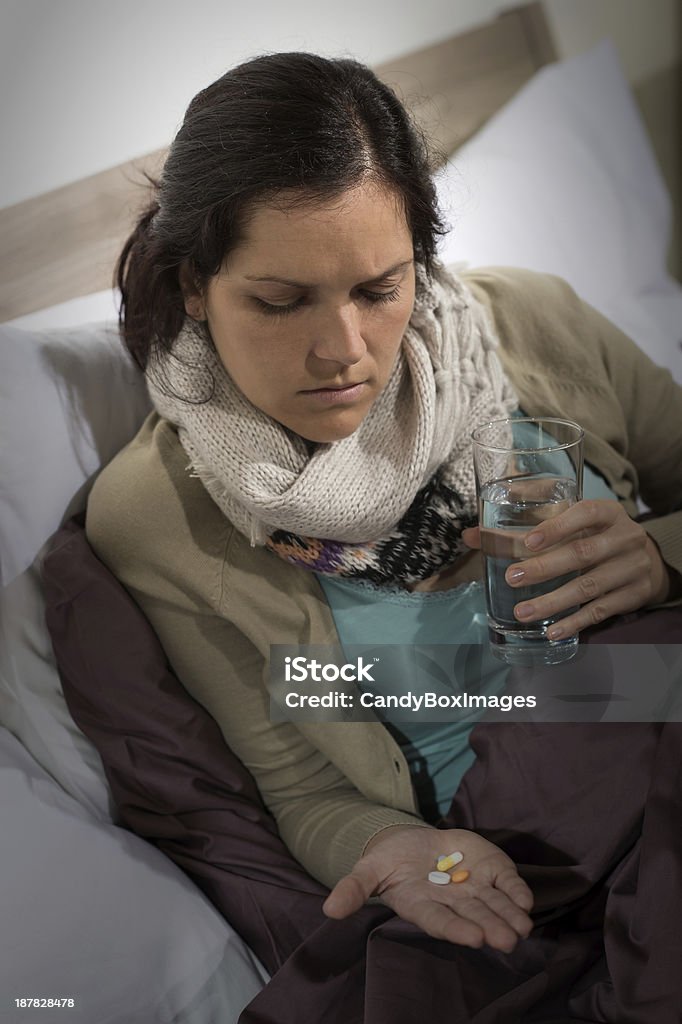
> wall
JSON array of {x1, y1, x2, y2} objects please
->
[
  {"x1": 545, "y1": 0, "x2": 681, "y2": 277},
  {"x1": 1, "y1": 0, "x2": 680, "y2": 266},
  {"x1": 0, "y1": 0, "x2": 515, "y2": 208},
  {"x1": 544, "y1": 0, "x2": 680, "y2": 84}
]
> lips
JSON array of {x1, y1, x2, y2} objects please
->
[
  {"x1": 300, "y1": 381, "x2": 368, "y2": 405},
  {"x1": 303, "y1": 381, "x2": 366, "y2": 392}
]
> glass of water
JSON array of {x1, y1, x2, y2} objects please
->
[{"x1": 471, "y1": 417, "x2": 584, "y2": 666}]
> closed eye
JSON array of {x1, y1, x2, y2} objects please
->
[
  {"x1": 253, "y1": 285, "x2": 403, "y2": 318},
  {"x1": 252, "y1": 296, "x2": 306, "y2": 317},
  {"x1": 362, "y1": 286, "x2": 402, "y2": 306}
]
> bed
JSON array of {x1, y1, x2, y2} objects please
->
[{"x1": 1, "y1": 4, "x2": 681, "y2": 1022}]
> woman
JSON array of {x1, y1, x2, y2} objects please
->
[{"x1": 85, "y1": 51, "x2": 682, "y2": 968}]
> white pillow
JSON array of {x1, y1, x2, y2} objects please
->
[
  {"x1": 0, "y1": 322, "x2": 270, "y2": 1019},
  {"x1": 0, "y1": 322, "x2": 151, "y2": 813},
  {"x1": 0, "y1": 321, "x2": 151, "y2": 585},
  {"x1": 1, "y1": 727, "x2": 268, "y2": 1024},
  {"x1": 436, "y1": 40, "x2": 682, "y2": 384},
  {"x1": 0, "y1": 319, "x2": 269, "y2": 1022}
]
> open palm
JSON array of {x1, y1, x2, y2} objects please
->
[{"x1": 323, "y1": 825, "x2": 534, "y2": 953}]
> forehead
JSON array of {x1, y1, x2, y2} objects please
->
[{"x1": 224, "y1": 182, "x2": 412, "y2": 278}]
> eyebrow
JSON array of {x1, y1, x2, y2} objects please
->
[{"x1": 244, "y1": 258, "x2": 414, "y2": 287}]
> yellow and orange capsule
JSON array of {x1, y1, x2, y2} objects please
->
[
  {"x1": 436, "y1": 851, "x2": 464, "y2": 872},
  {"x1": 428, "y1": 850, "x2": 468, "y2": 885}
]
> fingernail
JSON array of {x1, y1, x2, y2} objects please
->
[
  {"x1": 506, "y1": 568, "x2": 525, "y2": 584},
  {"x1": 516, "y1": 603, "x2": 535, "y2": 619},
  {"x1": 525, "y1": 532, "x2": 544, "y2": 550},
  {"x1": 547, "y1": 625, "x2": 563, "y2": 639}
]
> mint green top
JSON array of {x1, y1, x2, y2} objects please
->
[{"x1": 317, "y1": 416, "x2": 618, "y2": 822}]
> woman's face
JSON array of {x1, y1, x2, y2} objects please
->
[{"x1": 182, "y1": 181, "x2": 416, "y2": 443}]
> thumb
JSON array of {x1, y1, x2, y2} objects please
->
[
  {"x1": 461, "y1": 525, "x2": 481, "y2": 549},
  {"x1": 322, "y1": 861, "x2": 380, "y2": 919}
]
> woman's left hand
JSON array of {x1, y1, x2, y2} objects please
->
[{"x1": 461, "y1": 499, "x2": 673, "y2": 639}]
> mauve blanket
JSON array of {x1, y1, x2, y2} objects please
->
[{"x1": 42, "y1": 517, "x2": 682, "y2": 1023}]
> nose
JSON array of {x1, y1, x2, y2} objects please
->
[{"x1": 309, "y1": 304, "x2": 366, "y2": 366}]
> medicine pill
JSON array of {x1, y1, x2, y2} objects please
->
[
  {"x1": 450, "y1": 869, "x2": 470, "y2": 883},
  {"x1": 428, "y1": 871, "x2": 452, "y2": 885},
  {"x1": 436, "y1": 851, "x2": 464, "y2": 872}
]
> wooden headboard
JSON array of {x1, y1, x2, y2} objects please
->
[{"x1": 0, "y1": 2, "x2": 555, "y2": 324}]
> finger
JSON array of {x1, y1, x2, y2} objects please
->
[
  {"x1": 492, "y1": 864, "x2": 534, "y2": 914},
  {"x1": 476, "y1": 887, "x2": 534, "y2": 938},
  {"x1": 506, "y1": 527, "x2": 616, "y2": 588},
  {"x1": 543, "y1": 581, "x2": 651, "y2": 640},
  {"x1": 522, "y1": 499, "x2": 620, "y2": 554},
  {"x1": 322, "y1": 861, "x2": 381, "y2": 919},
  {"x1": 513, "y1": 555, "x2": 649, "y2": 630},
  {"x1": 440, "y1": 895, "x2": 522, "y2": 953},
  {"x1": 507, "y1": 518, "x2": 644, "y2": 589},
  {"x1": 411, "y1": 898, "x2": 486, "y2": 949}
]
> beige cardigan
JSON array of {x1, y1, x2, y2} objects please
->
[{"x1": 85, "y1": 267, "x2": 682, "y2": 891}]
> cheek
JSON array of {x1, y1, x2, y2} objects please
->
[
  {"x1": 212, "y1": 316, "x2": 276, "y2": 375},
  {"x1": 216, "y1": 329, "x2": 301, "y2": 406},
  {"x1": 378, "y1": 301, "x2": 413, "y2": 357}
]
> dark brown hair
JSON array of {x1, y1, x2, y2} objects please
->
[{"x1": 116, "y1": 52, "x2": 448, "y2": 372}]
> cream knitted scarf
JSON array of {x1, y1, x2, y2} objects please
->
[{"x1": 145, "y1": 262, "x2": 517, "y2": 586}]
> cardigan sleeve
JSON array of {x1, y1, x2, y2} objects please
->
[
  {"x1": 578, "y1": 298, "x2": 682, "y2": 600},
  {"x1": 128, "y1": 592, "x2": 433, "y2": 891},
  {"x1": 84, "y1": 420, "x2": 433, "y2": 893}
]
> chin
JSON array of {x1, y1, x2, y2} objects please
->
[
  {"x1": 295, "y1": 413, "x2": 367, "y2": 444},
  {"x1": 301, "y1": 425, "x2": 362, "y2": 444}
]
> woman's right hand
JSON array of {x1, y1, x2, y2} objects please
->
[{"x1": 322, "y1": 824, "x2": 534, "y2": 953}]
